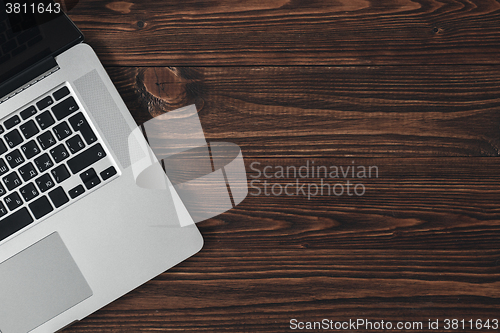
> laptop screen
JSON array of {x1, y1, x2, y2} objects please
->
[{"x1": 0, "y1": 0, "x2": 83, "y2": 96}]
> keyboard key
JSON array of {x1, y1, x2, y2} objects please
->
[
  {"x1": 80, "y1": 124, "x2": 97, "y2": 145},
  {"x1": 85, "y1": 176, "x2": 101, "y2": 190},
  {"x1": 48, "y1": 186, "x2": 69, "y2": 208},
  {"x1": 3, "y1": 171, "x2": 22, "y2": 191},
  {"x1": 67, "y1": 143, "x2": 106, "y2": 174},
  {"x1": 0, "y1": 202, "x2": 6, "y2": 217},
  {"x1": 20, "y1": 105, "x2": 37, "y2": 120},
  {"x1": 35, "y1": 111, "x2": 55, "y2": 130},
  {"x1": 0, "y1": 139, "x2": 6, "y2": 155},
  {"x1": 35, "y1": 173, "x2": 55, "y2": 193},
  {"x1": 69, "y1": 112, "x2": 97, "y2": 145},
  {"x1": 53, "y1": 86, "x2": 70, "y2": 101},
  {"x1": 28, "y1": 195, "x2": 53, "y2": 219},
  {"x1": 0, "y1": 183, "x2": 6, "y2": 197},
  {"x1": 0, "y1": 159, "x2": 8, "y2": 176},
  {"x1": 4, "y1": 129, "x2": 23, "y2": 148},
  {"x1": 86, "y1": 176, "x2": 101, "y2": 190},
  {"x1": 0, "y1": 208, "x2": 33, "y2": 242},
  {"x1": 100, "y1": 166, "x2": 117, "y2": 181},
  {"x1": 4, "y1": 192, "x2": 23, "y2": 211},
  {"x1": 51, "y1": 164, "x2": 70, "y2": 183},
  {"x1": 0, "y1": 125, "x2": 4, "y2": 135},
  {"x1": 37, "y1": 131, "x2": 56, "y2": 149},
  {"x1": 18, "y1": 162, "x2": 38, "y2": 181},
  {"x1": 53, "y1": 122, "x2": 72, "y2": 141},
  {"x1": 20, "y1": 120, "x2": 39, "y2": 139},
  {"x1": 80, "y1": 168, "x2": 101, "y2": 190},
  {"x1": 36, "y1": 96, "x2": 54, "y2": 111},
  {"x1": 49, "y1": 144, "x2": 69, "y2": 163},
  {"x1": 21, "y1": 140, "x2": 41, "y2": 160},
  {"x1": 4, "y1": 115, "x2": 20, "y2": 129},
  {"x1": 52, "y1": 97, "x2": 79, "y2": 121},
  {"x1": 5, "y1": 149, "x2": 24, "y2": 168},
  {"x1": 80, "y1": 168, "x2": 96, "y2": 182},
  {"x1": 68, "y1": 112, "x2": 85, "y2": 131},
  {"x1": 34, "y1": 153, "x2": 53, "y2": 172},
  {"x1": 69, "y1": 184, "x2": 85, "y2": 199},
  {"x1": 66, "y1": 134, "x2": 85, "y2": 154},
  {"x1": 19, "y1": 183, "x2": 38, "y2": 202}
]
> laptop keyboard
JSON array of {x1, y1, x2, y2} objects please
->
[{"x1": 0, "y1": 84, "x2": 119, "y2": 242}]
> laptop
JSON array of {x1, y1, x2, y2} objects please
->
[{"x1": 0, "y1": 2, "x2": 203, "y2": 332}]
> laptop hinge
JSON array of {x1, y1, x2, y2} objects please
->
[{"x1": 0, "y1": 56, "x2": 59, "y2": 104}]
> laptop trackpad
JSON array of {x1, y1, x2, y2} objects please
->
[{"x1": 0, "y1": 233, "x2": 92, "y2": 333}]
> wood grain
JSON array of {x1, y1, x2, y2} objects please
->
[
  {"x1": 106, "y1": 66, "x2": 500, "y2": 157},
  {"x1": 65, "y1": 66, "x2": 500, "y2": 332},
  {"x1": 67, "y1": 0, "x2": 500, "y2": 66},
  {"x1": 59, "y1": 0, "x2": 500, "y2": 331},
  {"x1": 66, "y1": 157, "x2": 500, "y2": 332}
]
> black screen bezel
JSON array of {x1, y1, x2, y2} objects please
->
[{"x1": 0, "y1": 2, "x2": 84, "y2": 98}]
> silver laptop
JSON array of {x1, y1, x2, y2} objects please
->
[{"x1": 0, "y1": 3, "x2": 203, "y2": 333}]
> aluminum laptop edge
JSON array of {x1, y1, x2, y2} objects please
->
[{"x1": 0, "y1": 6, "x2": 203, "y2": 333}]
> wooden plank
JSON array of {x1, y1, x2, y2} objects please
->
[
  {"x1": 65, "y1": 156, "x2": 500, "y2": 331},
  {"x1": 68, "y1": 300, "x2": 500, "y2": 332},
  {"x1": 106, "y1": 66, "x2": 500, "y2": 157},
  {"x1": 68, "y1": 0, "x2": 500, "y2": 66},
  {"x1": 204, "y1": 156, "x2": 500, "y2": 252}
]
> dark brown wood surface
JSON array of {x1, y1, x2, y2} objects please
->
[
  {"x1": 71, "y1": 0, "x2": 500, "y2": 66},
  {"x1": 65, "y1": 0, "x2": 499, "y2": 332}
]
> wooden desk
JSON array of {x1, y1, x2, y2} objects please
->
[{"x1": 66, "y1": 0, "x2": 500, "y2": 331}]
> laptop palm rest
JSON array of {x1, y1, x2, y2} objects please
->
[{"x1": 0, "y1": 233, "x2": 92, "y2": 333}]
